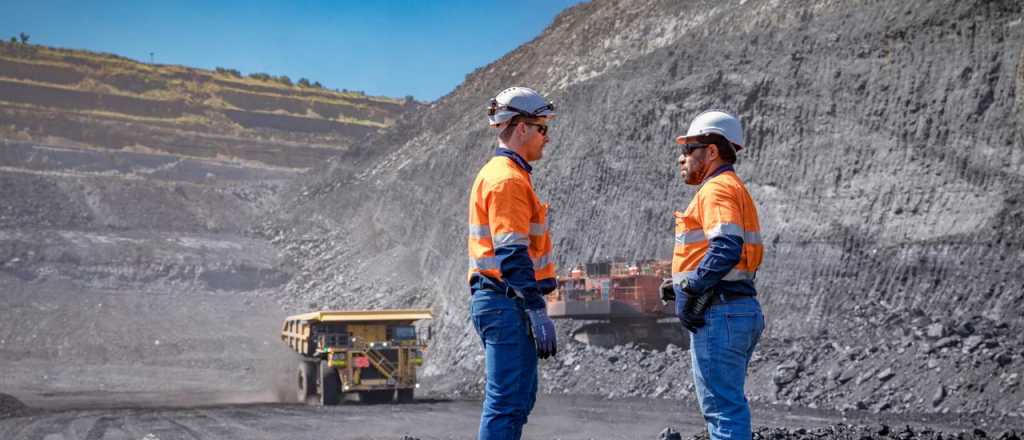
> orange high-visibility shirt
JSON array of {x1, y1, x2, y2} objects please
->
[
  {"x1": 467, "y1": 150, "x2": 555, "y2": 309},
  {"x1": 672, "y1": 165, "x2": 763, "y2": 295}
]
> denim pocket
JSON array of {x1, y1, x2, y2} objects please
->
[
  {"x1": 724, "y1": 311, "x2": 758, "y2": 354},
  {"x1": 473, "y1": 308, "x2": 506, "y2": 345}
]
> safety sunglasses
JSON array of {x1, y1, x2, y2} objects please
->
[
  {"x1": 680, "y1": 143, "x2": 709, "y2": 155},
  {"x1": 522, "y1": 122, "x2": 549, "y2": 136}
]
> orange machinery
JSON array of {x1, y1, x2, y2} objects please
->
[{"x1": 546, "y1": 260, "x2": 674, "y2": 320}]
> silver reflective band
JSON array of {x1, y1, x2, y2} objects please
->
[
  {"x1": 675, "y1": 229, "x2": 706, "y2": 245},
  {"x1": 672, "y1": 269, "x2": 755, "y2": 284},
  {"x1": 722, "y1": 269, "x2": 756, "y2": 281},
  {"x1": 494, "y1": 232, "x2": 529, "y2": 248},
  {"x1": 707, "y1": 223, "x2": 744, "y2": 240},
  {"x1": 469, "y1": 256, "x2": 499, "y2": 271},
  {"x1": 532, "y1": 254, "x2": 551, "y2": 270},
  {"x1": 705, "y1": 223, "x2": 763, "y2": 245},
  {"x1": 529, "y1": 223, "x2": 547, "y2": 235},
  {"x1": 468, "y1": 224, "x2": 490, "y2": 239}
]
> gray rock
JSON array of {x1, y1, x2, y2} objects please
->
[
  {"x1": 963, "y1": 335, "x2": 985, "y2": 353},
  {"x1": 657, "y1": 427, "x2": 682, "y2": 440},
  {"x1": 876, "y1": 368, "x2": 895, "y2": 382},
  {"x1": 955, "y1": 322, "x2": 975, "y2": 337},
  {"x1": 930, "y1": 336, "x2": 960, "y2": 352},
  {"x1": 932, "y1": 385, "x2": 946, "y2": 407},
  {"x1": 773, "y1": 361, "x2": 802, "y2": 386},
  {"x1": 925, "y1": 323, "x2": 946, "y2": 339},
  {"x1": 995, "y1": 352, "x2": 1014, "y2": 367}
]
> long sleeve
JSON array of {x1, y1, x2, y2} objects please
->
[{"x1": 487, "y1": 178, "x2": 546, "y2": 310}]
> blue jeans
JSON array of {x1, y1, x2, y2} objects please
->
[
  {"x1": 470, "y1": 289, "x2": 538, "y2": 440},
  {"x1": 681, "y1": 294, "x2": 765, "y2": 439}
]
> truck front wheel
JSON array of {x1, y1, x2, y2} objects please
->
[
  {"x1": 319, "y1": 361, "x2": 341, "y2": 405},
  {"x1": 297, "y1": 360, "x2": 316, "y2": 403}
]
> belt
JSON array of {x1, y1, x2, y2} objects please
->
[
  {"x1": 707, "y1": 290, "x2": 755, "y2": 305},
  {"x1": 471, "y1": 287, "x2": 517, "y2": 299}
]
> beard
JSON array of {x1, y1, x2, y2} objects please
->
[{"x1": 684, "y1": 157, "x2": 706, "y2": 185}]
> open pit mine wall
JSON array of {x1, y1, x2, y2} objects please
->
[{"x1": 275, "y1": 0, "x2": 1023, "y2": 369}]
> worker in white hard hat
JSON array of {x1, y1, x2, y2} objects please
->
[
  {"x1": 467, "y1": 86, "x2": 557, "y2": 439},
  {"x1": 660, "y1": 110, "x2": 766, "y2": 439}
]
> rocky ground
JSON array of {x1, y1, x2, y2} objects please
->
[
  {"x1": 439, "y1": 310, "x2": 1024, "y2": 427},
  {"x1": 677, "y1": 425, "x2": 1022, "y2": 440}
]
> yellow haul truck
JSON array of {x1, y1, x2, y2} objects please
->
[{"x1": 280, "y1": 309, "x2": 432, "y2": 405}]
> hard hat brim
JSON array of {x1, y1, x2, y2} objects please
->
[
  {"x1": 675, "y1": 135, "x2": 701, "y2": 144},
  {"x1": 675, "y1": 135, "x2": 743, "y2": 151}
]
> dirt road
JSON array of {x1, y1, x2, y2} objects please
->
[{"x1": 7, "y1": 391, "x2": 1004, "y2": 440}]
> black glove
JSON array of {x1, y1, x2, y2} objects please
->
[
  {"x1": 680, "y1": 289, "x2": 713, "y2": 333},
  {"x1": 659, "y1": 278, "x2": 675, "y2": 304}
]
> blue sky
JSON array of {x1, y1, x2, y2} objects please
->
[{"x1": 2, "y1": 1, "x2": 584, "y2": 101}]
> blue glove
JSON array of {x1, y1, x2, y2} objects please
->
[{"x1": 525, "y1": 308, "x2": 557, "y2": 359}]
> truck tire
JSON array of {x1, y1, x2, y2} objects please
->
[
  {"x1": 397, "y1": 388, "x2": 414, "y2": 403},
  {"x1": 297, "y1": 360, "x2": 316, "y2": 403},
  {"x1": 320, "y1": 361, "x2": 341, "y2": 406}
]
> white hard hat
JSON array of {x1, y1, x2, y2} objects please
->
[
  {"x1": 487, "y1": 87, "x2": 556, "y2": 126},
  {"x1": 675, "y1": 110, "x2": 744, "y2": 151}
]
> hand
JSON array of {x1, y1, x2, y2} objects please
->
[
  {"x1": 525, "y1": 308, "x2": 557, "y2": 359},
  {"x1": 680, "y1": 290, "x2": 711, "y2": 333},
  {"x1": 659, "y1": 278, "x2": 675, "y2": 304}
]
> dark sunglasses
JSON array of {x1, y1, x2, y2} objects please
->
[
  {"x1": 680, "y1": 143, "x2": 709, "y2": 155},
  {"x1": 522, "y1": 122, "x2": 549, "y2": 136}
]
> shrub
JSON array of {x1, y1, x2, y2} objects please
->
[
  {"x1": 248, "y1": 72, "x2": 272, "y2": 81},
  {"x1": 215, "y1": 67, "x2": 242, "y2": 78},
  {"x1": 297, "y1": 77, "x2": 312, "y2": 88}
]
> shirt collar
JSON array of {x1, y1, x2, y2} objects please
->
[
  {"x1": 495, "y1": 147, "x2": 533, "y2": 174},
  {"x1": 702, "y1": 164, "x2": 734, "y2": 184}
]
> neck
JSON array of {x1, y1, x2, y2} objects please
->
[
  {"x1": 498, "y1": 140, "x2": 531, "y2": 163},
  {"x1": 699, "y1": 160, "x2": 730, "y2": 183}
]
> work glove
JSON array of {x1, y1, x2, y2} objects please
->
[
  {"x1": 525, "y1": 308, "x2": 557, "y2": 359},
  {"x1": 659, "y1": 278, "x2": 675, "y2": 304},
  {"x1": 680, "y1": 289, "x2": 713, "y2": 333}
]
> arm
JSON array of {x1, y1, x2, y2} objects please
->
[
  {"x1": 487, "y1": 179, "x2": 546, "y2": 310},
  {"x1": 684, "y1": 185, "x2": 745, "y2": 294}
]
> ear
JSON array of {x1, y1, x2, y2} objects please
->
[{"x1": 707, "y1": 143, "x2": 721, "y2": 161}]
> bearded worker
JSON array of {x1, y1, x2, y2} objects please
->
[
  {"x1": 466, "y1": 86, "x2": 558, "y2": 440},
  {"x1": 662, "y1": 110, "x2": 766, "y2": 439}
]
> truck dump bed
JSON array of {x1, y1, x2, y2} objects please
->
[{"x1": 281, "y1": 309, "x2": 432, "y2": 357}]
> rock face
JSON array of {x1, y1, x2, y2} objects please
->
[{"x1": 265, "y1": 0, "x2": 1024, "y2": 414}]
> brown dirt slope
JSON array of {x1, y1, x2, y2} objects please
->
[{"x1": 0, "y1": 43, "x2": 422, "y2": 169}]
